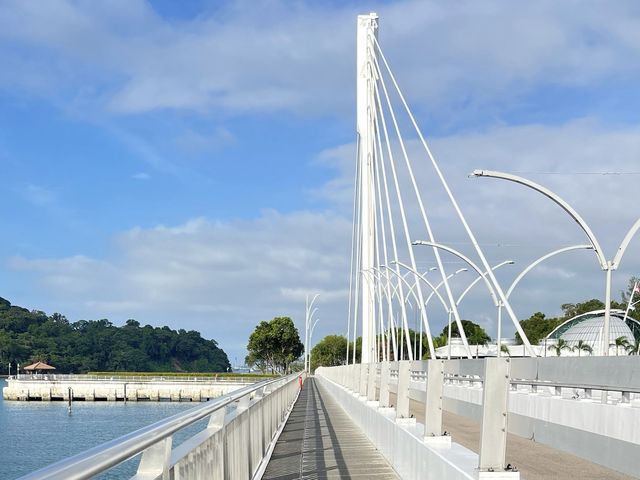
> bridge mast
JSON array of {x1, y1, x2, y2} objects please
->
[{"x1": 357, "y1": 12, "x2": 378, "y2": 363}]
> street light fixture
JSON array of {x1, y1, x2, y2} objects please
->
[
  {"x1": 304, "y1": 294, "x2": 319, "y2": 373},
  {"x1": 387, "y1": 261, "x2": 471, "y2": 359},
  {"x1": 412, "y1": 240, "x2": 537, "y2": 357},
  {"x1": 472, "y1": 169, "x2": 640, "y2": 356}
]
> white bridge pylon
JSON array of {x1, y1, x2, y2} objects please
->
[{"x1": 348, "y1": 12, "x2": 536, "y2": 364}]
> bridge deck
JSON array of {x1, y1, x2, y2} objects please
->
[{"x1": 263, "y1": 378, "x2": 398, "y2": 480}]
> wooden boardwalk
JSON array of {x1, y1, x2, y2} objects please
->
[{"x1": 263, "y1": 378, "x2": 398, "y2": 480}]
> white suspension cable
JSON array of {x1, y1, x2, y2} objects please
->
[
  {"x1": 371, "y1": 56, "x2": 451, "y2": 360},
  {"x1": 370, "y1": 60, "x2": 415, "y2": 360},
  {"x1": 372, "y1": 36, "x2": 535, "y2": 357}
]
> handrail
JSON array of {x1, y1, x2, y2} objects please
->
[
  {"x1": 6, "y1": 374, "x2": 261, "y2": 383},
  {"x1": 18, "y1": 374, "x2": 296, "y2": 480}
]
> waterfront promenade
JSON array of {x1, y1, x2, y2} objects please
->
[{"x1": 2, "y1": 374, "x2": 251, "y2": 402}]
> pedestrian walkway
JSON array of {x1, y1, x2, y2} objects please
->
[{"x1": 263, "y1": 378, "x2": 399, "y2": 480}]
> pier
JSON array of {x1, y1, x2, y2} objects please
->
[{"x1": 2, "y1": 374, "x2": 252, "y2": 402}]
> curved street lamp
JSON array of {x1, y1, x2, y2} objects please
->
[
  {"x1": 423, "y1": 268, "x2": 468, "y2": 359},
  {"x1": 389, "y1": 261, "x2": 473, "y2": 359},
  {"x1": 472, "y1": 169, "x2": 640, "y2": 355},
  {"x1": 412, "y1": 240, "x2": 537, "y2": 357},
  {"x1": 304, "y1": 294, "x2": 319, "y2": 373}
]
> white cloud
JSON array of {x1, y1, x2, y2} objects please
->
[
  {"x1": 1, "y1": 1, "x2": 640, "y2": 118},
  {"x1": 132, "y1": 172, "x2": 150, "y2": 180},
  {"x1": 10, "y1": 210, "x2": 352, "y2": 359},
  {"x1": 9, "y1": 119, "x2": 640, "y2": 360}
]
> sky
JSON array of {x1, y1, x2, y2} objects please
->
[{"x1": 1, "y1": 0, "x2": 640, "y2": 365}]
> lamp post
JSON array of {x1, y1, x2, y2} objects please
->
[
  {"x1": 422, "y1": 268, "x2": 468, "y2": 359},
  {"x1": 308, "y1": 317, "x2": 320, "y2": 372},
  {"x1": 305, "y1": 294, "x2": 319, "y2": 373},
  {"x1": 386, "y1": 262, "x2": 469, "y2": 359},
  {"x1": 472, "y1": 169, "x2": 640, "y2": 356},
  {"x1": 412, "y1": 240, "x2": 538, "y2": 357}
]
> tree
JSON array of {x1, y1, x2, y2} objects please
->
[
  {"x1": 625, "y1": 338, "x2": 640, "y2": 355},
  {"x1": 0, "y1": 296, "x2": 230, "y2": 373},
  {"x1": 614, "y1": 336, "x2": 630, "y2": 356},
  {"x1": 517, "y1": 312, "x2": 562, "y2": 345},
  {"x1": 572, "y1": 340, "x2": 592, "y2": 357},
  {"x1": 440, "y1": 320, "x2": 490, "y2": 345},
  {"x1": 310, "y1": 335, "x2": 348, "y2": 371},
  {"x1": 245, "y1": 317, "x2": 303, "y2": 374},
  {"x1": 548, "y1": 338, "x2": 570, "y2": 356}
]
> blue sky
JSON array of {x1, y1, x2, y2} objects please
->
[{"x1": 2, "y1": 0, "x2": 640, "y2": 364}]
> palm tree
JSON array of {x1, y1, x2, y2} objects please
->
[
  {"x1": 547, "y1": 338, "x2": 570, "y2": 356},
  {"x1": 572, "y1": 340, "x2": 593, "y2": 357},
  {"x1": 625, "y1": 337, "x2": 640, "y2": 355},
  {"x1": 614, "y1": 336, "x2": 630, "y2": 356}
]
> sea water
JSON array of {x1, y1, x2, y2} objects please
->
[{"x1": 0, "y1": 379, "x2": 206, "y2": 479}]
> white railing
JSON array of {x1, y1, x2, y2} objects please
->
[
  {"x1": 317, "y1": 357, "x2": 640, "y2": 478},
  {"x1": 18, "y1": 373, "x2": 301, "y2": 480},
  {"x1": 7, "y1": 373, "x2": 263, "y2": 384}
]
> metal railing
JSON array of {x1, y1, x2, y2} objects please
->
[
  {"x1": 7, "y1": 373, "x2": 262, "y2": 383},
  {"x1": 18, "y1": 373, "x2": 301, "y2": 480},
  {"x1": 318, "y1": 358, "x2": 640, "y2": 477}
]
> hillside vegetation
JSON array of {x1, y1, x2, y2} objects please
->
[{"x1": 0, "y1": 297, "x2": 230, "y2": 373}]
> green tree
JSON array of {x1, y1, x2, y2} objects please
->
[
  {"x1": 625, "y1": 337, "x2": 640, "y2": 355},
  {"x1": 310, "y1": 335, "x2": 348, "y2": 371},
  {"x1": 516, "y1": 312, "x2": 562, "y2": 345},
  {"x1": 439, "y1": 320, "x2": 490, "y2": 345},
  {"x1": 572, "y1": 340, "x2": 593, "y2": 357},
  {"x1": 0, "y1": 296, "x2": 230, "y2": 373},
  {"x1": 548, "y1": 338, "x2": 570, "y2": 356},
  {"x1": 246, "y1": 316, "x2": 303, "y2": 374},
  {"x1": 614, "y1": 336, "x2": 630, "y2": 356}
]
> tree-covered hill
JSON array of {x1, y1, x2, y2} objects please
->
[{"x1": 0, "y1": 297, "x2": 230, "y2": 373}]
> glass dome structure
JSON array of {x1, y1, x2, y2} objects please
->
[{"x1": 546, "y1": 309, "x2": 640, "y2": 355}]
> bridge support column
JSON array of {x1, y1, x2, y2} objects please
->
[
  {"x1": 396, "y1": 360, "x2": 411, "y2": 420},
  {"x1": 479, "y1": 358, "x2": 518, "y2": 478}
]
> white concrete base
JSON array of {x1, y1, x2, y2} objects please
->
[
  {"x1": 477, "y1": 471, "x2": 520, "y2": 479},
  {"x1": 396, "y1": 417, "x2": 417, "y2": 425},
  {"x1": 424, "y1": 435, "x2": 452, "y2": 447}
]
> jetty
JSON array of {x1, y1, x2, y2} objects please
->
[{"x1": 2, "y1": 374, "x2": 254, "y2": 402}]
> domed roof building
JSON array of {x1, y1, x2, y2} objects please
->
[{"x1": 545, "y1": 309, "x2": 640, "y2": 356}]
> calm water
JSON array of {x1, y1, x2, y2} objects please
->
[{"x1": 0, "y1": 379, "x2": 206, "y2": 479}]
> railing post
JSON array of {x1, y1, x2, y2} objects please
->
[
  {"x1": 396, "y1": 360, "x2": 410, "y2": 419},
  {"x1": 367, "y1": 361, "x2": 377, "y2": 401},
  {"x1": 351, "y1": 364, "x2": 360, "y2": 392},
  {"x1": 359, "y1": 363, "x2": 368, "y2": 397},
  {"x1": 379, "y1": 361, "x2": 390, "y2": 407},
  {"x1": 479, "y1": 357, "x2": 515, "y2": 477},
  {"x1": 136, "y1": 437, "x2": 172, "y2": 480},
  {"x1": 424, "y1": 359, "x2": 446, "y2": 441}
]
